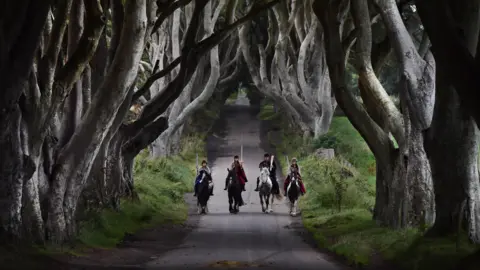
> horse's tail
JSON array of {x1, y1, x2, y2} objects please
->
[{"x1": 274, "y1": 192, "x2": 283, "y2": 201}]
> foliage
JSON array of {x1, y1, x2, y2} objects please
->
[
  {"x1": 300, "y1": 156, "x2": 374, "y2": 212},
  {"x1": 313, "y1": 117, "x2": 376, "y2": 176},
  {"x1": 225, "y1": 89, "x2": 239, "y2": 105},
  {"x1": 264, "y1": 101, "x2": 480, "y2": 270},
  {"x1": 257, "y1": 102, "x2": 279, "y2": 121},
  {"x1": 302, "y1": 208, "x2": 478, "y2": 270},
  {"x1": 76, "y1": 135, "x2": 205, "y2": 249}
]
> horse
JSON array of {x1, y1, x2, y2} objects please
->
[
  {"x1": 258, "y1": 167, "x2": 273, "y2": 213},
  {"x1": 226, "y1": 168, "x2": 242, "y2": 214},
  {"x1": 286, "y1": 172, "x2": 301, "y2": 216},
  {"x1": 196, "y1": 173, "x2": 213, "y2": 215}
]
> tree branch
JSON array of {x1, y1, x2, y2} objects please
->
[
  {"x1": 126, "y1": 0, "x2": 281, "y2": 137},
  {"x1": 151, "y1": 0, "x2": 193, "y2": 35},
  {"x1": 0, "y1": 0, "x2": 53, "y2": 110},
  {"x1": 131, "y1": 56, "x2": 181, "y2": 103},
  {"x1": 38, "y1": 0, "x2": 73, "y2": 94}
]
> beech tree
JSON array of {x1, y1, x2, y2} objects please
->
[
  {"x1": 313, "y1": 0, "x2": 436, "y2": 228},
  {"x1": 239, "y1": 0, "x2": 336, "y2": 137},
  {"x1": 421, "y1": 0, "x2": 480, "y2": 243},
  {"x1": 149, "y1": 0, "x2": 244, "y2": 157},
  {"x1": 0, "y1": 0, "x2": 279, "y2": 245},
  {"x1": 416, "y1": 0, "x2": 480, "y2": 127}
]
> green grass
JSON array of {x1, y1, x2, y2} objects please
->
[
  {"x1": 302, "y1": 206, "x2": 477, "y2": 270},
  {"x1": 225, "y1": 90, "x2": 239, "y2": 105},
  {"x1": 313, "y1": 117, "x2": 376, "y2": 176},
  {"x1": 260, "y1": 100, "x2": 479, "y2": 270},
  {"x1": 75, "y1": 134, "x2": 206, "y2": 249}
]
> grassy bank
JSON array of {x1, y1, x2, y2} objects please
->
[
  {"x1": 76, "y1": 134, "x2": 206, "y2": 249},
  {"x1": 259, "y1": 101, "x2": 479, "y2": 270}
]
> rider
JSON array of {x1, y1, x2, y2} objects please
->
[
  {"x1": 194, "y1": 160, "x2": 214, "y2": 197},
  {"x1": 284, "y1": 157, "x2": 306, "y2": 195},
  {"x1": 255, "y1": 153, "x2": 279, "y2": 195},
  {"x1": 224, "y1": 155, "x2": 247, "y2": 191}
]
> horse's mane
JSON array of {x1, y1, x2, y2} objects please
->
[{"x1": 227, "y1": 168, "x2": 238, "y2": 182}]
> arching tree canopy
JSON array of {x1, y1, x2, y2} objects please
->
[{"x1": 1, "y1": 0, "x2": 480, "y2": 255}]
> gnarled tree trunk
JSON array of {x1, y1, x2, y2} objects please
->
[{"x1": 425, "y1": 0, "x2": 480, "y2": 243}]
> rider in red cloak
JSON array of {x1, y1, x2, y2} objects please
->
[
  {"x1": 224, "y1": 155, "x2": 248, "y2": 191},
  {"x1": 284, "y1": 158, "x2": 306, "y2": 195}
]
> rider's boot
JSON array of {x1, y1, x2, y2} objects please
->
[
  {"x1": 242, "y1": 184, "x2": 246, "y2": 191},
  {"x1": 254, "y1": 178, "x2": 259, "y2": 191}
]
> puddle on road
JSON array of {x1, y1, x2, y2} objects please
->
[{"x1": 208, "y1": 260, "x2": 262, "y2": 268}]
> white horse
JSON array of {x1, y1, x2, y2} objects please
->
[
  {"x1": 286, "y1": 173, "x2": 301, "y2": 216},
  {"x1": 259, "y1": 167, "x2": 273, "y2": 213}
]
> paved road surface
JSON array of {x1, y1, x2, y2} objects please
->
[{"x1": 146, "y1": 95, "x2": 343, "y2": 270}]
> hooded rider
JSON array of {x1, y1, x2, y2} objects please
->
[
  {"x1": 225, "y1": 155, "x2": 248, "y2": 191},
  {"x1": 255, "y1": 153, "x2": 279, "y2": 194},
  {"x1": 284, "y1": 157, "x2": 306, "y2": 195},
  {"x1": 194, "y1": 160, "x2": 214, "y2": 197}
]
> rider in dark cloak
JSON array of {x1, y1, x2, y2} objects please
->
[
  {"x1": 194, "y1": 160, "x2": 213, "y2": 197},
  {"x1": 284, "y1": 157, "x2": 306, "y2": 195},
  {"x1": 255, "y1": 153, "x2": 279, "y2": 194},
  {"x1": 224, "y1": 155, "x2": 247, "y2": 191}
]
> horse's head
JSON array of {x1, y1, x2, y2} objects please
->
[
  {"x1": 260, "y1": 167, "x2": 270, "y2": 183},
  {"x1": 226, "y1": 168, "x2": 238, "y2": 186},
  {"x1": 290, "y1": 173, "x2": 299, "y2": 189}
]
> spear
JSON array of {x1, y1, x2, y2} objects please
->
[
  {"x1": 270, "y1": 154, "x2": 274, "y2": 171},
  {"x1": 240, "y1": 133, "x2": 244, "y2": 163},
  {"x1": 196, "y1": 153, "x2": 199, "y2": 174},
  {"x1": 286, "y1": 155, "x2": 290, "y2": 175}
]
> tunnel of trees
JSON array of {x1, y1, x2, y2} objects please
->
[{"x1": 1, "y1": 1, "x2": 480, "y2": 264}]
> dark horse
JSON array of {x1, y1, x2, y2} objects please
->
[
  {"x1": 286, "y1": 173, "x2": 300, "y2": 216},
  {"x1": 197, "y1": 173, "x2": 213, "y2": 215},
  {"x1": 226, "y1": 168, "x2": 242, "y2": 214}
]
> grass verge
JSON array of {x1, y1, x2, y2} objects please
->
[
  {"x1": 75, "y1": 134, "x2": 206, "y2": 250},
  {"x1": 259, "y1": 100, "x2": 479, "y2": 270}
]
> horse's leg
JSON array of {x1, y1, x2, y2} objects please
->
[
  {"x1": 266, "y1": 194, "x2": 270, "y2": 213},
  {"x1": 197, "y1": 201, "x2": 202, "y2": 214},
  {"x1": 288, "y1": 197, "x2": 293, "y2": 215},
  {"x1": 259, "y1": 193, "x2": 265, "y2": 212},
  {"x1": 291, "y1": 199, "x2": 297, "y2": 216},
  {"x1": 229, "y1": 194, "x2": 233, "y2": 213},
  {"x1": 264, "y1": 194, "x2": 269, "y2": 213},
  {"x1": 235, "y1": 191, "x2": 240, "y2": 213}
]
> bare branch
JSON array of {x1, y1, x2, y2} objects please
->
[
  {"x1": 131, "y1": 56, "x2": 181, "y2": 103},
  {"x1": 151, "y1": 0, "x2": 193, "y2": 35},
  {"x1": 38, "y1": 0, "x2": 73, "y2": 93},
  {"x1": 127, "y1": 0, "x2": 281, "y2": 133}
]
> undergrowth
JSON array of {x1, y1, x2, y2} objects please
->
[
  {"x1": 259, "y1": 100, "x2": 479, "y2": 270},
  {"x1": 76, "y1": 134, "x2": 205, "y2": 250}
]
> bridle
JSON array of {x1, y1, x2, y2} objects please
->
[{"x1": 260, "y1": 167, "x2": 270, "y2": 183}]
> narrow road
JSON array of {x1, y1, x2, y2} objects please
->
[{"x1": 146, "y1": 95, "x2": 344, "y2": 270}]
